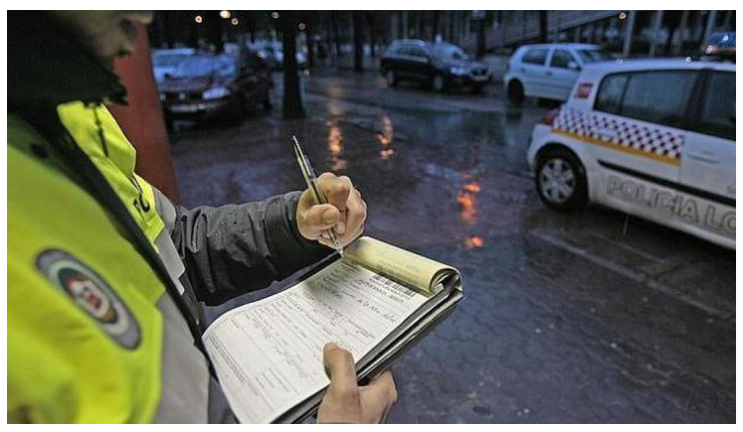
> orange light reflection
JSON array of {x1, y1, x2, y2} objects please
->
[
  {"x1": 458, "y1": 180, "x2": 481, "y2": 225},
  {"x1": 377, "y1": 115, "x2": 395, "y2": 159},
  {"x1": 464, "y1": 236, "x2": 484, "y2": 249},
  {"x1": 327, "y1": 124, "x2": 346, "y2": 172}
]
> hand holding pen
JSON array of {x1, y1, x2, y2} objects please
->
[{"x1": 293, "y1": 136, "x2": 368, "y2": 254}]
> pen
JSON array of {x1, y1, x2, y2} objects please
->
[{"x1": 292, "y1": 135, "x2": 345, "y2": 257}]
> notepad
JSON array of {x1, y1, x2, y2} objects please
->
[{"x1": 203, "y1": 236, "x2": 463, "y2": 423}]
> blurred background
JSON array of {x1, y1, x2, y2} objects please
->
[{"x1": 117, "y1": 10, "x2": 735, "y2": 423}]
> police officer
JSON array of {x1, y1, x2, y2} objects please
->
[{"x1": 8, "y1": 11, "x2": 397, "y2": 423}]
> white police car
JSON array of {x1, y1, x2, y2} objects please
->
[{"x1": 527, "y1": 59, "x2": 736, "y2": 249}]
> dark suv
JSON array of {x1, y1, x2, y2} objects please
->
[{"x1": 380, "y1": 40, "x2": 491, "y2": 93}]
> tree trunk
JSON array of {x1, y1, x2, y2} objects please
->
[
  {"x1": 281, "y1": 11, "x2": 305, "y2": 119},
  {"x1": 331, "y1": 11, "x2": 342, "y2": 57},
  {"x1": 306, "y1": 21, "x2": 315, "y2": 69},
  {"x1": 367, "y1": 12, "x2": 376, "y2": 58},
  {"x1": 476, "y1": 18, "x2": 486, "y2": 57},
  {"x1": 353, "y1": 11, "x2": 364, "y2": 73},
  {"x1": 207, "y1": 10, "x2": 224, "y2": 53}
]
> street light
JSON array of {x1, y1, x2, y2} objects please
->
[
  {"x1": 618, "y1": 11, "x2": 628, "y2": 21},
  {"x1": 194, "y1": 15, "x2": 203, "y2": 24},
  {"x1": 231, "y1": 17, "x2": 239, "y2": 26},
  {"x1": 219, "y1": 10, "x2": 231, "y2": 19},
  {"x1": 298, "y1": 22, "x2": 306, "y2": 31},
  {"x1": 271, "y1": 11, "x2": 280, "y2": 19}
]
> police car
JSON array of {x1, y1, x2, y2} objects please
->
[{"x1": 527, "y1": 59, "x2": 735, "y2": 249}]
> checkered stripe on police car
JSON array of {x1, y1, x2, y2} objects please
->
[{"x1": 554, "y1": 108, "x2": 684, "y2": 161}]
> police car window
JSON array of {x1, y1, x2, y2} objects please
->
[
  {"x1": 522, "y1": 49, "x2": 548, "y2": 65},
  {"x1": 550, "y1": 50, "x2": 574, "y2": 68},
  {"x1": 595, "y1": 74, "x2": 629, "y2": 114},
  {"x1": 697, "y1": 72, "x2": 735, "y2": 141},
  {"x1": 619, "y1": 71, "x2": 697, "y2": 129}
]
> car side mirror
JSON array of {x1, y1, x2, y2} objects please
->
[{"x1": 568, "y1": 61, "x2": 580, "y2": 71}]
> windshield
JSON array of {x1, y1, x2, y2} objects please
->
[
  {"x1": 171, "y1": 55, "x2": 236, "y2": 79},
  {"x1": 576, "y1": 49, "x2": 615, "y2": 64},
  {"x1": 432, "y1": 44, "x2": 470, "y2": 61}
]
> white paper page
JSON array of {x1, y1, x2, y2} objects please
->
[{"x1": 202, "y1": 259, "x2": 429, "y2": 424}]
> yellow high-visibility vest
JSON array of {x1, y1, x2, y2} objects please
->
[{"x1": 8, "y1": 103, "x2": 168, "y2": 423}]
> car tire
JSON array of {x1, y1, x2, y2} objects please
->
[
  {"x1": 385, "y1": 70, "x2": 397, "y2": 87},
  {"x1": 535, "y1": 147, "x2": 588, "y2": 211},
  {"x1": 507, "y1": 79, "x2": 525, "y2": 104},
  {"x1": 432, "y1": 74, "x2": 446, "y2": 93}
]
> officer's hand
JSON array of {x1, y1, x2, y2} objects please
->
[
  {"x1": 297, "y1": 173, "x2": 367, "y2": 248},
  {"x1": 317, "y1": 343, "x2": 397, "y2": 424}
]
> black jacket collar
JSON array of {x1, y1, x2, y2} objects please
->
[{"x1": 8, "y1": 11, "x2": 127, "y2": 111}]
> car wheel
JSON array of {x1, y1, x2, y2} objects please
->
[
  {"x1": 432, "y1": 74, "x2": 446, "y2": 92},
  {"x1": 386, "y1": 70, "x2": 397, "y2": 87},
  {"x1": 507, "y1": 79, "x2": 525, "y2": 104},
  {"x1": 535, "y1": 148, "x2": 588, "y2": 211}
]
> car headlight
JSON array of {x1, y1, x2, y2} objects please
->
[
  {"x1": 450, "y1": 66, "x2": 468, "y2": 75},
  {"x1": 202, "y1": 86, "x2": 230, "y2": 100}
]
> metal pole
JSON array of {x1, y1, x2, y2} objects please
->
[
  {"x1": 700, "y1": 10, "x2": 718, "y2": 50},
  {"x1": 622, "y1": 11, "x2": 636, "y2": 58},
  {"x1": 649, "y1": 10, "x2": 664, "y2": 57}
]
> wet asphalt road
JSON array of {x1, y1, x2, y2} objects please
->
[{"x1": 169, "y1": 69, "x2": 735, "y2": 423}]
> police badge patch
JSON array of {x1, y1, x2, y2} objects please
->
[{"x1": 36, "y1": 249, "x2": 141, "y2": 349}]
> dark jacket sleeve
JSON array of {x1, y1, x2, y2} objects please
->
[{"x1": 170, "y1": 191, "x2": 332, "y2": 305}]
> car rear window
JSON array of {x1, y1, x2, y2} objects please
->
[
  {"x1": 404, "y1": 46, "x2": 429, "y2": 59},
  {"x1": 522, "y1": 48, "x2": 548, "y2": 65},
  {"x1": 695, "y1": 71, "x2": 735, "y2": 141}
]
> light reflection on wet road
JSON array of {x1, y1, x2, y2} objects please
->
[{"x1": 170, "y1": 69, "x2": 734, "y2": 423}]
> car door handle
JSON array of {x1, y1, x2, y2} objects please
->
[
  {"x1": 687, "y1": 153, "x2": 720, "y2": 164},
  {"x1": 545, "y1": 71, "x2": 553, "y2": 76}
]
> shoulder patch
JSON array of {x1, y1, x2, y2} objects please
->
[{"x1": 36, "y1": 249, "x2": 141, "y2": 349}]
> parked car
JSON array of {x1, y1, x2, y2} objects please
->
[
  {"x1": 380, "y1": 39, "x2": 492, "y2": 93},
  {"x1": 702, "y1": 31, "x2": 735, "y2": 62},
  {"x1": 250, "y1": 40, "x2": 308, "y2": 70},
  {"x1": 504, "y1": 43, "x2": 614, "y2": 103},
  {"x1": 158, "y1": 52, "x2": 272, "y2": 128},
  {"x1": 527, "y1": 59, "x2": 735, "y2": 249},
  {"x1": 151, "y1": 48, "x2": 195, "y2": 84}
]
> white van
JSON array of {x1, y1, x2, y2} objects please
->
[
  {"x1": 504, "y1": 43, "x2": 614, "y2": 103},
  {"x1": 527, "y1": 59, "x2": 736, "y2": 249}
]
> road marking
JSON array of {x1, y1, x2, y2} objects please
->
[{"x1": 531, "y1": 230, "x2": 734, "y2": 323}]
